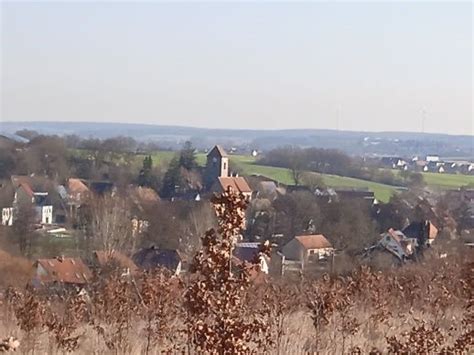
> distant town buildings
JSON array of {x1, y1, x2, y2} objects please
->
[{"x1": 380, "y1": 155, "x2": 473, "y2": 175}]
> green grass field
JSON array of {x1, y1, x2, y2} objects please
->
[
  {"x1": 234, "y1": 159, "x2": 399, "y2": 202},
  {"x1": 74, "y1": 149, "x2": 473, "y2": 203},
  {"x1": 419, "y1": 171, "x2": 474, "y2": 189},
  {"x1": 383, "y1": 168, "x2": 474, "y2": 189}
]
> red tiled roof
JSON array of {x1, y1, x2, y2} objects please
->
[
  {"x1": 295, "y1": 234, "x2": 333, "y2": 250},
  {"x1": 35, "y1": 257, "x2": 92, "y2": 285},
  {"x1": 131, "y1": 186, "x2": 159, "y2": 203},
  {"x1": 11, "y1": 175, "x2": 31, "y2": 187},
  {"x1": 218, "y1": 177, "x2": 252, "y2": 194},
  {"x1": 11, "y1": 175, "x2": 51, "y2": 196},
  {"x1": 68, "y1": 178, "x2": 89, "y2": 194},
  {"x1": 94, "y1": 250, "x2": 138, "y2": 273},
  {"x1": 19, "y1": 183, "x2": 35, "y2": 198}
]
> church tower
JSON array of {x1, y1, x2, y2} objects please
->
[{"x1": 205, "y1": 145, "x2": 228, "y2": 187}]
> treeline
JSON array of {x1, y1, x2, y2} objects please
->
[
  {"x1": 1, "y1": 134, "x2": 142, "y2": 188},
  {"x1": 258, "y1": 146, "x2": 424, "y2": 188},
  {"x1": 15, "y1": 129, "x2": 163, "y2": 153},
  {"x1": 2, "y1": 130, "x2": 238, "y2": 201},
  {"x1": 1, "y1": 131, "x2": 189, "y2": 192}
]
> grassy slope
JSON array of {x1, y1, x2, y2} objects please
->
[
  {"x1": 419, "y1": 171, "x2": 474, "y2": 189},
  {"x1": 234, "y1": 158, "x2": 398, "y2": 202},
  {"x1": 76, "y1": 149, "x2": 473, "y2": 202},
  {"x1": 383, "y1": 168, "x2": 474, "y2": 189}
]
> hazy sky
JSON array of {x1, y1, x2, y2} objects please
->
[{"x1": 1, "y1": 1, "x2": 472, "y2": 135}]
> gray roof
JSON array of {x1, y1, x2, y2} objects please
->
[
  {"x1": 207, "y1": 145, "x2": 228, "y2": 157},
  {"x1": 0, "y1": 133, "x2": 29, "y2": 143},
  {"x1": 234, "y1": 243, "x2": 261, "y2": 263},
  {"x1": 56, "y1": 185, "x2": 68, "y2": 200}
]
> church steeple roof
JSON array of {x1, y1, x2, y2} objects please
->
[{"x1": 207, "y1": 145, "x2": 228, "y2": 157}]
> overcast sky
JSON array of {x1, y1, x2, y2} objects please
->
[{"x1": 1, "y1": 1, "x2": 472, "y2": 135}]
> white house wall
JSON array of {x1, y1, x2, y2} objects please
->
[
  {"x1": 1, "y1": 207, "x2": 13, "y2": 226},
  {"x1": 39, "y1": 206, "x2": 53, "y2": 224}
]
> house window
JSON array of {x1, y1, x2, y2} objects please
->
[{"x1": 223, "y1": 162, "x2": 227, "y2": 170}]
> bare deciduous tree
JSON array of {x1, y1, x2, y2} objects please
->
[
  {"x1": 88, "y1": 194, "x2": 134, "y2": 253},
  {"x1": 301, "y1": 172, "x2": 326, "y2": 191},
  {"x1": 12, "y1": 201, "x2": 37, "y2": 256}
]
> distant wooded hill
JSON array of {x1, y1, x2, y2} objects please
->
[{"x1": 1, "y1": 121, "x2": 472, "y2": 158}]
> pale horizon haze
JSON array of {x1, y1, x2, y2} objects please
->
[{"x1": 1, "y1": 1, "x2": 472, "y2": 135}]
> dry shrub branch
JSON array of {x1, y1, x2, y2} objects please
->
[{"x1": 184, "y1": 187, "x2": 272, "y2": 353}]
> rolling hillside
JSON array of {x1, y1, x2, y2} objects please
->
[{"x1": 75, "y1": 149, "x2": 473, "y2": 202}]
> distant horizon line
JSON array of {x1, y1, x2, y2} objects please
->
[{"x1": 0, "y1": 120, "x2": 472, "y2": 137}]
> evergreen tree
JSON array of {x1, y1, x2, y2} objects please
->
[
  {"x1": 179, "y1": 141, "x2": 197, "y2": 170},
  {"x1": 160, "y1": 142, "x2": 199, "y2": 197},
  {"x1": 138, "y1": 155, "x2": 154, "y2": 187},
  {"x1": 160, "y1": 157, "x2": 183, "y2": 197},
  {"x1": 143, "y1": 155, "x2": 152, "y2": 170}
]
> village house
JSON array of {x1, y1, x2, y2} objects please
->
[
  {"x1": 281, "y1": 234, "x2": 334, "y2": 270},
  {"x1": 402, "y1": 220, "x2": 438, "y2": 245},
  {"x1": 377, "y1": 229, "x2": 417, "y2": 261},
  {"x1": 365, "y1": 221, "x2": 438, "y2": 265},
  {"x1": 381, "y1": 157, "x2": 407, "y2": 169},
  {"x1": 233, "y1": 242, "x2": 270, "y2": 274},
  {"x1": 423, "y1": 162, "x2": 445, "y2": 173},
  {"x1": 426, "y1": 155, "x2": 440, "y2": 163},
  {"x1": 127, "y1": 185, "x2": 159, "y2": 237},
  {"x1": 246, "y1": 175, "x2": 286, "y2": 200},
  {"x1": 2, "y1": 176, "x2": 55, "y2": 226},
  {"x1": 32, "y1": 256, "x2": 92, "y2": 288},
  {"x1": 212, "y1": 176, "x2": 253, "y2": 200},
  {"x1": 460, "y1": 163, "x2": 474, "y2": 175},
  {"x1": 67, "y1": 178, "x2": 90, "y2": 203},
  {"x1": 129, "y1": 185, "x2": 160, "y2": 206},
  {"x1": 62, "y1": 178, "x2": 90, "y2": 219},
  {"x1": 411, "y1": 159, "x2": 428, "y2": 172}
]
